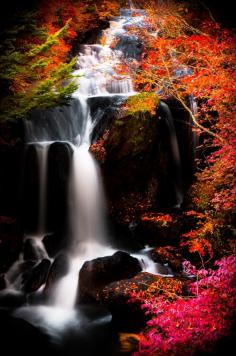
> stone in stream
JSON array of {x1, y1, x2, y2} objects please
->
[
  {"x1": 44, "y1": 253, "x2": 70, "y2": 293},
  {"x1": 0, "y1": 309, "x2": 52, "y2": 355},
  {"x1": 43, "y1": 232, "x2": 68, "y2": 257},
  {"x1": 23, "y1": 259, "x2": 51, "y2": 294},
  {"x1": 99, "y1": 272, "x2": 187, "y2": 330},
  {"x1": 99, "y1": 272, "x2": 156, "y2": 330},
  {"x1": 77, "y1": 251, "x2": 142, "y2": 303},
  {"x1": 0, "y1": 290, "x2": 26, "y2": 308},
  {"x1": 151, "y1": 246, "x2": 184, "y2": 273},
  {"x1": 23, "y1": 238, "x2": 47, "y2": 261}
]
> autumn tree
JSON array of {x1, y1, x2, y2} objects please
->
[
  {"x1": 0, "y1": 12, "x2": 77, "y2": 121},
  {"x1": 120, "y1": 0, "x2": 235, "y2": 256}
]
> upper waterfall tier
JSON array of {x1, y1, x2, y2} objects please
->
[
  {"x1": 24, "y1": 8, "x2": 148, "y2": 144},
  {"x1": 72, "y1": 10, "x2": 146, "y2": 97}
]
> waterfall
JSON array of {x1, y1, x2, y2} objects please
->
[
  {"x1": 189, "y1": 94, "x2": 199, "y2": 158},
  {"x1": 38, "y1": 7, "x2": 148, "y2": 313},
  {"x1": 69, "y1": 98, "x2": 107, "y2": 254},
  {"x1": 129, "y1": 0, "x2": 135, "y2": 9},
  {"x1": 36, "y1": 143, "x2": 49, "y2": 235},
  {"x1": 70, "y1": 145, "x2": 106, "y2": 249},
  {"x1": 7, "y1": 5, "x2": 184, "y2": 332},
  {"x1": 159, "y1": 101, "x2": 183, "y2": 208},
  {"x1": 73, "y1": 44, "x2": 135, "y2": 96}
]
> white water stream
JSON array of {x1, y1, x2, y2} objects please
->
[{"x1": 7, "y1": 5, "x2": 176, "y2": 334}]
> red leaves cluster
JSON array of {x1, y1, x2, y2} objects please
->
[
  {"x1": 141, "y1": 213, "x2": 173, "y2": 227},
  {"x1": 89, "y1": 130, "x2": 109, "y2": 163},
  {"x1": 132, "y1": 255, "x2": 236, "y2": 355}
]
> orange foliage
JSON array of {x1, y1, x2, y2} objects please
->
[{"x1": 141, "y1": 213, "x2": 174, "y2": 227}]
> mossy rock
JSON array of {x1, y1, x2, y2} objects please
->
[{"x1": 106, "y1": 93, "x2": 160, "y2": 160}]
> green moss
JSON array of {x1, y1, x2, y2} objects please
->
[
  {"x1": 85, "y1": 5, "x2": 96, "y2": 13},
  {"x1": 126, "y1": 92, "x2": 160, "y2": 117},
  {"x1": 106, "y1": 101, "x2": 159, "y2": 159}
]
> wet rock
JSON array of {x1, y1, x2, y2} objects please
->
[
  {"x1": 151, "y1": 246, "x2": 184, "y2": 273},
  {"x1": 0, "y1": 289, "x2": 26, "y2": 308},
  {"x1": 115, "y1": 34, "x2": 143, "y2": 59},
  {"x1": 98, "y1": 272, "x2": 158, "y2": 330},
  {"x1": 88, "y1": 95, "x2": 125, "y2": 143},
  {"x1": 102, "y1": 98, "x2": 195, "y2": 227},
  {"x1": 27, "y1": 99, "x2": 85, "y2": 142},
  {"x1": 103, "y1": 109, "x2": 161, "y2": 225},
  {"x1": 47, "y1": 142, "x2": 72, "y2": 232},
  {"x1": 44, "y1": 253, "x2": 70, "y2": 293},
  {"x1": 78, "y1": 251, "x2": 142, "y2": 303},
  {"x1": 7, "y1": 260, "x2": 36, "y2": 288},
  {"x1": 21, "y1": 145, "x2": 40, "y2": 232},
  {"x1": 99, "y1": 272, "x2": 186, "y2": 330},
  {"x1": 23, "y1": 238, "x2": 47, "y2": 261},
  {"x1": 43, "y1": 232, "x2": 67, "y2": 257},
  {"x1": 23, "y1": 259, "x2": 51, "y2": 293},
  {"x1": 136, "y1": 212, "x2": 183, "y2": 247},
  {"x1": 0, "y1": 309, "x2": 52, "y2": 356}
]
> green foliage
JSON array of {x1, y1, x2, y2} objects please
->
[
  {"x1": 126, "y1": 92, "x2": 160, "y2": 117},
  {"x1": 0, "y1": 14, "x2": 78, "y2": 121},
  {"x1": 85, "y1": 5, "x2": 96, "y2": 13}
]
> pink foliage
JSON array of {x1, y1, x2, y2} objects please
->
[{"x1": 132, "y1": 256, "x2": 236, "y2": 355}]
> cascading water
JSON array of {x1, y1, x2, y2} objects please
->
[
  {"x1": 189, "y1": 94, "x2": 200, "y2": 158},
  {"x1": 159, "y1": 101, "x2": 183, "y2": 208},
  {"x1": 48, "y1": 11, "x2": 151, "y2": 313},
  {"x1": 3, "y1": 5, "x2": 184, "y2": 342},
  {"x1": 36, "y1": 143, "x2": 49, "y2": 235}
]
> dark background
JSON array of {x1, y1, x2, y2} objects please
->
[{"x1": 0, "y1": 0, "x2": 235, "y2": 30}]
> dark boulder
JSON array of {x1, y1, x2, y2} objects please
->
[
  {"x1": 115, "y1": 34, "x2": 143, "y2": 60},
  {"x1": 23, "y1": 238, "x2": 47, "y2": 261},
  {"x1": 99, "y1": 272, "x2": 158, "y2": 330},
  {"x1": 21, "y1": 145, "x2": 40, "y2": 233},
  {"x1": 99, "y1": 272, "x2": 186, "y2": 330},
  {"x1": 151, "y1": 246, "x2": 184, "y2": 273},
  {"x1": 0, "y1": 289, "x2": 26, "y2": 308},
  {"x1": 136, "y1": 212, "x2": 183, "y2": 247},
  {"x1": 44, "y1": 253, "x2": 70, "y2": 293},
  {"x1": 78, "y1": 251, "x2": 142, "y2": 303},
  {"x1": 0, "y1": 309, "x2": 52, "y2": 356},
  {"x1": 88, "y1": 95, "x2": 125, "y2": 143},
  {"x1": 23, "y1": 259, "x2": 51, "y2": 293},
  {"x1": 43, "y1": 232, "x2": 68, "y2": 258},
  {"x1": 103, "y1": 106, "x2": 161, "y2": 226},
  {"x1": 47, "y1": 142, "x2": 72, "y2": 232},
  {"x1": 7, "y1": 260, "x2": 36, "y2": 288}
]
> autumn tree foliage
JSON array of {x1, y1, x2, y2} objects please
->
[
  {"x1": 0, "y1": 13, "x2": 77, "y2": 121},
  {"x1": 112, "y1": 3, "x2": 236, "y2": 354},
  {"x1": 130, "y1": 255, "x2": 236, "y2": 356},
  {"x1": 0, "y1": 0, "x2": 121, "y2": 121},
  {"x1": 121, "y1": 0, "x2": 235, "y2": 258}
]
